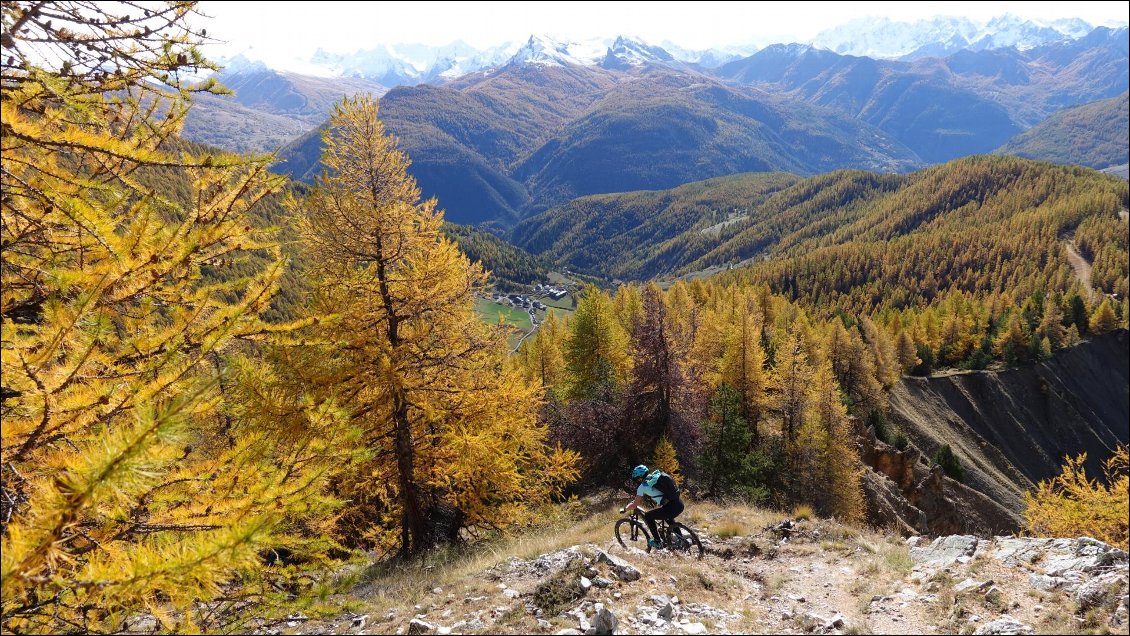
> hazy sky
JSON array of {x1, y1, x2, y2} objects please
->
[{"x1": 196, "y1": 1, "x2": 1130, "y2": 67}]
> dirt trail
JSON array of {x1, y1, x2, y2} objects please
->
[
  {"x1": 1064, "y1": 239, "x2": 1096, "y2": 303},
  {"x1": 286, "y1": 507, "x2": 1128, "y2": 635}
]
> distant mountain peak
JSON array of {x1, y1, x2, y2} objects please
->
[
  {"x1": 505, "y1": 35, "x2": 607, "y2": 68},
  {"x1": 812, "y1": 14, "x2": 1099, "y2": 60},
  {"x1": 601, "y1": 35, "x2": 675, "y2": 69}
]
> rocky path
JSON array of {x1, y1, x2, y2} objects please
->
[{"x1": 278, "y1": 513, "x2": 1128, "y2": 636}]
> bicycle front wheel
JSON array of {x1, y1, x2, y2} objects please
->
[
  {"x1": 614, "y1": 518, "x2": 652, "y2": 552},
  {"x1": 669, "y1": 523, "x2": 704, "y2": 559}
]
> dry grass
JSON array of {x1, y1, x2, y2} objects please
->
[
  {"x1": 714, "y1": 519, "x2": 747, "y2": 538},
  {"x1": 882, "y1": 545, "x2": 914, "y2": 575},
  {"x1": 355, "y1": 502, "x2": 616, "y2": 607},
  {"x1": 792, "y1": 504, "x2": 815, "y2": 521}
]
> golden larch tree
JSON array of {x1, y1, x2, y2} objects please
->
[
  {"x1": 295, "y1": 95, "x2": 576, "y2": 556},
  {"x1": 1025, "y1": 447, "x2": 1128, "y2": 550},
  {"x1": 2, "y1": 2, "x2": 353, "y2": 632}
]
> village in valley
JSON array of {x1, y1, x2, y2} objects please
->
[{"x1": 476, "y1": 276, "x2": 581, "y2": 347}]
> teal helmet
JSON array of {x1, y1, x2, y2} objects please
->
[{"x1": 631, "y1": 464, "x2": 649, "y2": 479}]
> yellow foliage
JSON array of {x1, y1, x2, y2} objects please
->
[
  {"x1": 1, "y1": 4, "x2": 356, "y2": 632},
  {"x1": 294, "y1": 95, "x2": 577, "y2": 556},
  {"x1": 790, "y1": 362, "x2": 865, "y2": 525},
  {"x1": 1024, "y1": 446, "x2": 1128, "y2": 549},
  {"x1": 652, "y1": 435, "x2": 682, "y2": 483}
]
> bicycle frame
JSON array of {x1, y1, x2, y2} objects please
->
[{"x1": 628, "y1": 508, "x2": 677, "y2": 547}]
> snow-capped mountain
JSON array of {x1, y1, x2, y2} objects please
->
[
  {"x1": 600, "y1": 35, "x2": 676, "y2": 69},
  {"x1": 218, "y1": 14, "x2": 1122, "y2": 88},
  {"x1": 661, "y1": 41, "x2": 757, "y2": 68},
  {"x1": 504, "y1": 35, "x2": 609, "y2": 68},
  {"x1": 812, "y1": 14, "x2": 1118, "y2": 60},
  {"x1": 306, "y1": 40, "x2": 516, "y2": 86}
]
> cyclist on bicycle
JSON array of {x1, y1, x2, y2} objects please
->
[{"x1": 621, "y1": 464, "x2": 684, "y2": 549}]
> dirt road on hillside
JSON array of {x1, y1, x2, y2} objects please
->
[{"x1": 1064, "y1": 240, "x2": 1096, "y2": 303}]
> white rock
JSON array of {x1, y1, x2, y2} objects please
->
[
  {"x1": 677, "y1": 622, "x2": 708, "y2": 634},
  {"x1": 954, "y1": 578, "x2": 982, "y2": 594},
  {"x1": 503, "y1": 588, "x2": 521, "y2": 599},
  {"x1": 911, "y1": 535, "x2": 979, "y2": 566},
  {"x1": 972, "y1": 615, "x2": 1034, "y2": 635},
  {"x1": 596, "y1": 550, "x2": 642, "y2": 582},
  {"x1": 1076, "y1": 572, "x2": 1127, "y2": 610},
  {"x1": 580, "y1": 576, "x2": 592, "y2": 590},
  {"x1": 351, "y1": 614, "x2": 369, "y2": 629},
  {"x1": 408, "y1": 618, "x2": 436, "y2": 635},
  {"x1": 1028, "y1": 574, "x2": 1066, "y2": 591}
]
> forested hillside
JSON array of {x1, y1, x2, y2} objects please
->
[
  {"x1": 516, "y1": 157, "x2": 1129, "y2": 307},
  {"x1": 276, "y1": 63, "x2": 920, "y2": 227},
  {"x1": 996, "y1": 91, "x2": 1129, "y2": 170}
]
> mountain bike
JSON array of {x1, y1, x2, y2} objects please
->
[{"x1": 615, "y1": 507, "x2": 703, "y2": 558}]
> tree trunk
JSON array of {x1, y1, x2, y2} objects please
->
[{"x1": 393, "y1": 391, "x2": 427, "y2": 556}]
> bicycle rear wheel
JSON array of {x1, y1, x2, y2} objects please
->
[
  {"x1": 668, "y1": 523, "x2": 704, "y2": 559},
  {"x1": 615, "y1": 518, "x2": 652, "y2": 552}
]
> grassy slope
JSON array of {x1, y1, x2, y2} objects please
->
[{"x1": 475, "y1": 298, "x2": 533, "y2": 330}]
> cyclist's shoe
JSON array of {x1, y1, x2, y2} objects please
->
[
  {"x1": 647, "y1": 539, "x2": 662, "y2": 549},
  {"x1": 618, "y1": 507, "x2": 626, "y2": 514}
]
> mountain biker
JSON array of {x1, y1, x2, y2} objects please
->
[{"x1": 620, "y1": 464, "x2": 684, "y2": 549}]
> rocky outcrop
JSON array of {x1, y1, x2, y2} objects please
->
[{"x1": 859, "y1": 425, "x2": 1020, "y2": 536}]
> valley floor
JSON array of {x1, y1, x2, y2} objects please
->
[{"x1": 259, "y1": 501, "x2": 1129, "y2": 635}]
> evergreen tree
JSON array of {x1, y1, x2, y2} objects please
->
[
  {"x1": 932, "y1": 444, "x2": 965, "y2": 482},
  {"x1": 517, "y1": 309, "x2": 568, "y2": 397},
  {"x1": 993, "y1": 313, "x2": 1028, "y2": 365},
  {"x1": 1025, "y1": 447, "x2": 1128, "y2": 550},
  {"x1": 770, "y1": 329, "x2": 814, "y2": 446},
  {"x1": 1037, "y1": 300, "x2": 1067, "y2": 351},
  {"x1": 698, "y1": 385, "x2": 753, "y2": 499},
  {"x1": 629, "y1": 284, "x2": 683, "y2": 436}
]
